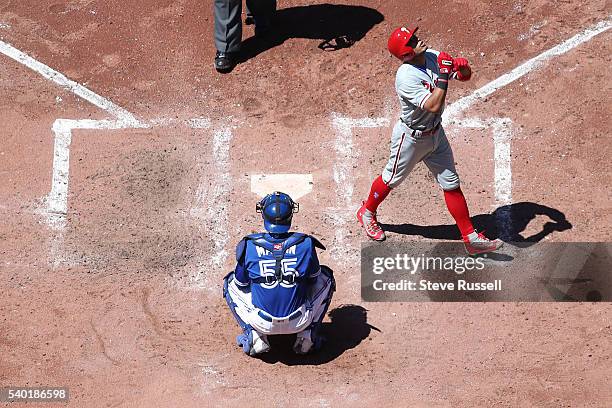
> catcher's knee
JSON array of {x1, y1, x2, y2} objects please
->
[
  {"x1": 320, "y1": 265, "x2": 336, "y2": 293},
  {"x1": 222, "y1": 271, "x2": 233, "y2": 299}
]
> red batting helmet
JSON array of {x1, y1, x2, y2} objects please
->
[{"x1": 388, "y1": 26, "x2": 419, "y2": 61}]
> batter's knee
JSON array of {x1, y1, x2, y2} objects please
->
[
  {"x1": 437, "y1": 170, "x2": 460, "y2": 191},
  {"x1": 381, "y1": 170, "x2": 403, "y2": 189}
]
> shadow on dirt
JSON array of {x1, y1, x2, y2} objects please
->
[
  {"x1": 258, "y1": 304, "x2": 380, "y2": 365},
  {"x1": 239, "y1": 4, "x2": 384, "y2": 63},
  {"x1": 380, "y1": 202, "x2": 572, "y2": 246}
]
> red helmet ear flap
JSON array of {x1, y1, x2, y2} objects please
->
[{"x1": 402, "y1": 47, "x2": 415, "y2": 62}]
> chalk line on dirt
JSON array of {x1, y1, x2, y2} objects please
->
[
  {"x1": 0, "y1": 40, "x2": 141, "y2": 126},
  {"x1": 208, "y1": 127, "x2": 233, "y2": 268},
  {"x1": 453, "y1": 117, "x2": 515, "y2": 236},
  {"x1": 329, "y1": 114, "x2": 389, "y2": 265},
  {"x1": 186, "y1": 118, "x2": 212, "y2": 129},
  {"x1": 444, "y1": 16, "x2": 612, "y2": 123},
  {"x1": 47, "y1": 119, "x2": 145, "y2": 218},
  {"x1": 189, "y1": 125, "x2": 234, "y2": 289}
]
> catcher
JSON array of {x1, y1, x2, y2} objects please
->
[{"x1": 223, "y1": 192, "x2": 335, "y2": 356}]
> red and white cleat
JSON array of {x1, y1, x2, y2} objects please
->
[
  {"x1": 464, "y1": 232, "x2": 503, "y2": 256},
  {"x1": 357, "y1": 203, "x2": 386, "y2": 241}
]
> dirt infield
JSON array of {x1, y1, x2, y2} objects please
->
[{"x1": 1, "y1": 0, "x2": 611, "y2": 407}]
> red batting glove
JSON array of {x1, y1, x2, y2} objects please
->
[
  {"x1": 452, "y1": 57, "x2": 472, "y2": 81},
  {"x1": 452, "y1": 57, "x2": 469, "y2": 72},
  {"x1": 437, "y1": 52, "x2": 454, "y2": 75}
]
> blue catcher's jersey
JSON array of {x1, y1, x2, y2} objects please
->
[{"x1": 234, "y1": 233, "x2": 321, "y2": 318}]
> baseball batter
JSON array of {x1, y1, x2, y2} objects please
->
[{"x1": 357, "y1": 26, "x2": 503, "y2": 256}]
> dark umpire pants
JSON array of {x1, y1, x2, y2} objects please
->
[{"x1": 214, "y1": 0, "x2": 277, "y2": 53}]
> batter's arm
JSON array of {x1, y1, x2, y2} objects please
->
[
  {"x1": 422, "y1": 87, "x2": 447, "y2": 113},
  {"x1": 423, "y1": 52, "x2": 453, "y2": 113}
]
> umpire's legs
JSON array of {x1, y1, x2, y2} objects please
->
[{"x1": 214, "y1": 0, "x2": 242, "y2": 53}]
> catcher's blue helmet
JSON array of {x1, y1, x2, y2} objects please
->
[{"x1": 256, "y1": 192, "x2": 299, "y2": 233}]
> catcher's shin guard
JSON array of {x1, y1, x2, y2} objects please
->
[
  {"x1": 298, "y1": 266, "x2": 336, "y2": 353},
  {"x1": 223, "y1": 272, "x2": 254, "y2": 348},
  {"x1": 224, "y1": 274, "x2": 271, "y2": 356}
]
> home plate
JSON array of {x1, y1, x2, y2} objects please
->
[{"x1": 250, "y1": 174, "x2": 313, "y2": 200}]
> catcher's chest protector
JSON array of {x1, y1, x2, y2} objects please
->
[{"x1": 248, "y1": 233, "x2": 307, "y2": 282}]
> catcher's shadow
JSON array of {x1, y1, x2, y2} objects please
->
[
  {"x1": 257, "y1": 304, "x2": 379, "y2": 366},
  {"x1": 380, "y1": 201, "x2": 572, "y2": 246},
  {"x1": 238, "y1": 4, "x2": 384, "y2": 63}
]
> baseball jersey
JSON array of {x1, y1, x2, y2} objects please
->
[
  {"x1": 396, "y1": 49, "x2": 456, "y2": 131},
  {"x1": 234, "y1": 233, "x2": 321, "y2": 318}
]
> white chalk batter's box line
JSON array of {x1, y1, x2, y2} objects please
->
[
  {"x1": 45, "y1": 118, "x2": 219, "y2": 223},
  {"x1": 44, "y1": 115, "x2": 503, "y2": 213}
]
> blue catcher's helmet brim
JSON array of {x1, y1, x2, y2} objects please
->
[{"x1": 264, "y1": 219, "x2": 291, "y2": 234}]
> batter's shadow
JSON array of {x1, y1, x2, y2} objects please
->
[
  {"x1": 380, "y1": 201, "x2": 572, "y2": 245},
  {"x1": 257, "y1": 304, "x2": 380, "y2": 366},
  {"x1": 238, "y1": 4, "x2": 384, "y2": 63}
]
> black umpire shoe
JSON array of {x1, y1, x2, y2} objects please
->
[{"x1": 214, "y1": 51, "x2": 236, "y2": 73}]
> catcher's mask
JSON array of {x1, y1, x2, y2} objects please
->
[
  {"x1": 256, "y1": 191, "x2": 299, "y2": 234},
  {"x1": 388, "y1": 26, "x2": 419, "y2": 61}
]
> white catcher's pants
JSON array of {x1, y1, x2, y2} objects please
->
[{"x1": 226, "y1": 270, "x2": 334, "y2": 335}]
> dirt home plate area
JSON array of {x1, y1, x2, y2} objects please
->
[{"x1": 1, "y1": 0, "x2": 611, "y2": 406}]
